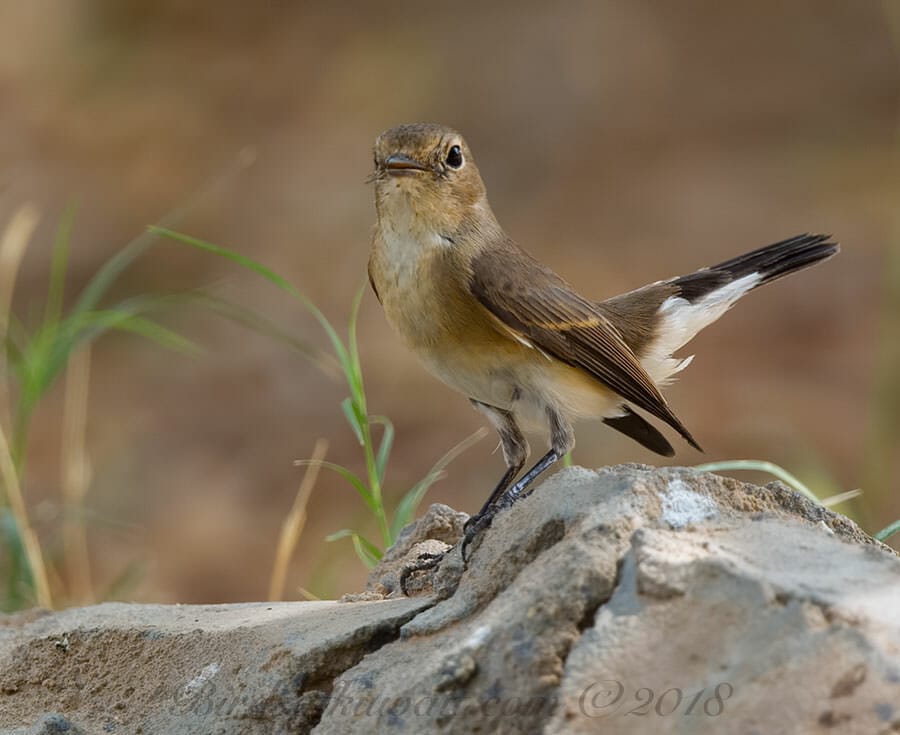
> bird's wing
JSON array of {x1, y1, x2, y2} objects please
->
[
  {"x1": 367, "y1": 265, "x2": 381, "y2": 304},
  {"x1": 469, "y1": 240, "x2": 700, "y2": 450}
]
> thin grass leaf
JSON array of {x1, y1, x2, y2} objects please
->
[
  {"x1": 874, "y1": 520, "x2": 900, "y2": 543},
  {"x1": 391, "y1": 472, "x2": 446, "y2": 541},
  {"x1": 341, "y1": 397, "x2": 365, "y2": 445},
  {"x1": 692, "y1": 459, "x2": 820, "y2": 503},
  {"x1": 346, "y1": 285, "x2": 367, "y2": 401},
  {"x1": 324, "y1": 528, "x2": 356, "y2": 542},
  {"x1": 390, "y1": 428, "x2": 487, "y2": 540},
  {"x1": 0, "y1": 204, "x2": 40, "y2": 345},
  {"x1": 71, "y1": 230, "x2": 163, "y2": 321},
  {"x1": 325, "y1": 529, "x2": 382, "y2": 567},
  {"x1": 12, "y1": 303, "x2": 196, "y2": 428},
  {"x1": 26, "y1": 294, "x2": 189, "y2": 403},
  {"x1": 352, "y1": 534, "x2": 382, "y2": 567},
  {"x1": 150, "y1": 227, "x2": 352, "y2": 370},
  {"x1": 100, "y1": 314, "x2": 200, "y2": 354},
  {"x1": 3, "y1": 313, "x2": 29, "y2": 359},
  {"x1": 13, "y1": 320, "x2": 68, "y2": 445},
  {"x1": 62, "y1": 292, "x2": 193, "y2": 351},
  {"x1": 0, "y1": 508, "x2": 27, "y2": 611},
  {"x1": 294, "y1": 460, "x2": 378, "y2": 514},
  {"x1": 189, "y1": 291, "x2": 328, "y2": 368},
  {"x1": 70, "y1": 149, "x2": 252, "y2": 321},
  {"x1": 371, "y1": 416, "x2": 394, "y2": 485},
  {"x1": 820, "y1": 489, "x2": 863, "y2": 508},
  {"x1": 0, "y1": 417, "x2": 52, "y2": 607},
  {"x1": 44, "y1": 204, "x2": 76, "y2": 331}
]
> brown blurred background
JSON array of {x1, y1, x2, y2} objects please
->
[{"x1": 1, "y1": 0, "x2": 898, "y2": 605}]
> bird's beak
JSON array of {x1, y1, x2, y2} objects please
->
[{"x1": 385, "y1": 154, "x2": 429, "y2": 175}]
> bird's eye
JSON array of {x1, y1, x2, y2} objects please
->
[{"x1": 446, "y1": 145, "x2": 464, "y2": 169}]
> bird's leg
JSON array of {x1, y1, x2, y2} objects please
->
[
  {"x1": 457, "y1": 410, "x2": 571, "y2": 565},
  {"x1": 399, "y1": 401, "x2": 527, "y2": 593},
  {"x1": 494, "y1": 406, "x2": 574, "y2": 510},
  {"x1": 468, "y1": 400, "x2": 529, "y2": 514},
  {"x1": 457, "y1": 402, "x2": 528, "y2": 560}
]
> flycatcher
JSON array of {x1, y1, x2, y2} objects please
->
[{"x1": 368, "y1": 122, "x2": 838, "y2": 553}]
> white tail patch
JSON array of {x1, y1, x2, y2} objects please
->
[{"x1": 641, "y1": 273, "x2": 761, "y2": 384}]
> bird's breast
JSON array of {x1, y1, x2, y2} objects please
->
[
  {"x1": 372, "y1": 228, "x2": 475, "y2": 345},
  {"x1": 371, "y1": 228, "x2": 534, "y2": 407}
]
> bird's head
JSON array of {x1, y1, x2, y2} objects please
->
[{"x1": 371, "y1": 123, "x2": 496, "y2": 240}]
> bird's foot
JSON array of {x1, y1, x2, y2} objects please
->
[
  {"x1": 398, "y1": 551, "x2": 445, "y2": 596},
  {"x1": 460, "y1": 511, "x2": 496, "y2": 562},
  {"x1": 398, "y1": 506, "x2": 505, "y2": 594}
]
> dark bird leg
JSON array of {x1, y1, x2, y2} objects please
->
[
  {"x1": 399, "y1": 401, "x2": 527, "y2": 593},
  {"x1": 501, "y1": 406, "x2": 574, "y2": 506},
  {"x1": 469, "y1": 400, "x2": 529, "y2": 516},
  {"x1": 462, "y1": 405, "x2": 573, "y2": 559}
]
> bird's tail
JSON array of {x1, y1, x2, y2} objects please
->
[
  {"x1": 671, "y1": 233, "x2": 839, "y2": 302},
  {"x1": 637, "y1": 233, "x2": 839, "y2": 385}
]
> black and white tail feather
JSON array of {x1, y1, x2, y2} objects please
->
[
  {"x1": 601, "y1": 234, "x2": 838, "y2": 456},
  {"x1": 642, "y1": 233, "x2": 839, "y2": 387}
]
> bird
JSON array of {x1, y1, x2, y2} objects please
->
[{"x1": 367, "y1": 121, "x2": 839, "y2": 557}]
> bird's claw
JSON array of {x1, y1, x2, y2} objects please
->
[
  {"x1": 398, "y1": 551, "x2": 445, "y2": 596},
  {"x1": 460, "y1": 512, "x2": 495, "y2": 562}
]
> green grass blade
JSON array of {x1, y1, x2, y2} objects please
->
[
  {"x1": 27, "y1": 294, "x2": 197, "y2": 401},
  {"x1": 324, "y1": 528, "x2": 358, "y2": 543},
  {"x1": 874, "y1": 520, "x2": 900, "y2": 543},
  {"x1": 99, "y1": 313, "x2": 199, "y2": 354},
  {"x1": 44, "y1": 204, "x2": 76, "y2": 331},
  {"x1": 390, "y1": 428, "x2": 487, "y2": 540},
  {"x1": 325, "y1": 529, "x2": 382, "y2": 568},
  {"x1": 189, "y1": 291, "x2": 328, "y2": 368},
  {"x1": 371, "y1": 416, "x2": 394, "y2": 485},
  {"x1": 150, "y1": 227, "x2": 352, "y2": 369},
  {"x1": 294, "y1": 460, "x2": 377, "y2": 514},
  {"x1": 71, "y1": 151, "x2": 252, "y2": 321},
  {"x1": 341, "y1": 397, "x2": 365, "y2": 445},
  {"x1": 0, "y1": 508, "x2": 27, "y2": 611},
  {"x1": 352, "y1": 534, "x2": 382, "y2": 567},
  {"x1": 71, "y1": 230, "x2": 161, "y2": 320},
  {"x1": 346, "y1": 285, "x2": 367, "y2": 401},
  {"x1": 692, "y1": 459, "x2": 820, "y2": 503}
]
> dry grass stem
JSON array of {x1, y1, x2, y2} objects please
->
[
  {"x1": 0, "y1": 423, "x2": 52, "y2": 608},
  {"x1": 268, "y1": 438, "x2": 328, "y2": 601},
  {"x1": 0, "y1": 204, "x2": 40, "y2": 434},
  {"x1": 62, "y1": 345, "x2": 94, "y2": 604}
]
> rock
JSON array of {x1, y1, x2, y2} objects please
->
[
  {"x1": 27, "y1": 713, "x2": 88, "y2": 734},
  {"x1": 0, "y1": 598, "x2": 430, "y2": 734},
  {"x1": 349, "y1": 503, "x2": 468, "y2": 600},
  {"x1": 1, "y1": 465, "x2": 898, "y2": 735}
]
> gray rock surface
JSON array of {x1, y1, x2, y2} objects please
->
[{"x1": 2, "y1": 465, "x2": 898, "y2": 734}]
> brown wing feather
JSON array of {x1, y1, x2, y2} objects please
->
[
  {"x1": 367, "y1": 258, "x2": 382, "y2": 304},
  {"x1": 469, "y1": 240, "x2": 700, "y2": 450}
]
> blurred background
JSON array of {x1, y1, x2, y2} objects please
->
[{"x1": 1, "y1": 0, "x2": 898, "y2": 608}]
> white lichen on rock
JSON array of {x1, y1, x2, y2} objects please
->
[{"x1": 661, "y1": 477, "x2": 718, "y2": 528}]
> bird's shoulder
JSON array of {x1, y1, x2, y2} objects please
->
[{"x1": 468, "y1": 238, "x2": 601, "y2": 328}]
